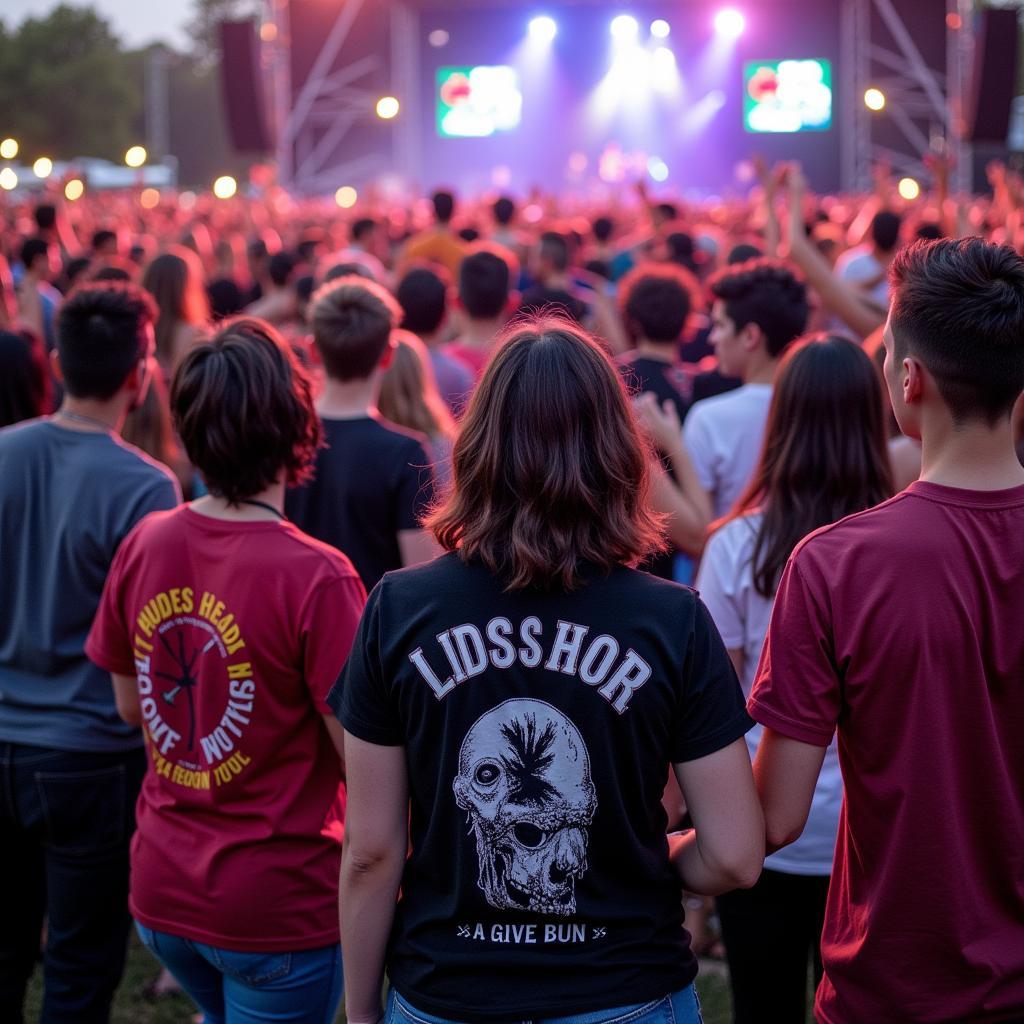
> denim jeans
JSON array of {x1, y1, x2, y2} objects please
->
[
  {"x1": 136, "y1": 923, "x2": 342, "y2": 1024},
  {"x1": 384, "y1": 985, "x2": 703, "y2": 1024},
  {"x1": 0, "y1": 741, "x2": 146, "y2": 1024}
]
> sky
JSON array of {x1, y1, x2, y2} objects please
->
[{"x1": 4, "y1": 0, "x2": 192, "y2": 50}]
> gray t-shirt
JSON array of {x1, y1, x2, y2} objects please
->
[{"x1": 0, "y1": 420, "x2": 180, "y2": 751}]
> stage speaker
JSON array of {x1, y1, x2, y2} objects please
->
[
  {"x1": 219, "y1": 20, "x2": 273, "y2": 153},
  {"x1": 966, "y1": 8, "x2": 1020, "y2": 144}
]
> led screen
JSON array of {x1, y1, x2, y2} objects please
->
[
  {"x1": 437, "y1": 66, "x2": 523, "y2": 138},
  {"x1": 743, "y1": 59, "x2": 832, "y2": 133}
]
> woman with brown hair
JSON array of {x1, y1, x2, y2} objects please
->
[
  {"x1": 695, "y1": 333, "x2": 894, "y2": 1024},
  {"x1": 142, "y1": 246, "x2": 210, "y2": 374},
  {"x1": 333, "y1": 317, "x2": 764, "y2": 1024},
  {"x1": 87, "y1": 318, "x2": 366, "y2": 1024}
]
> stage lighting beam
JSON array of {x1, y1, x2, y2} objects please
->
[
  {"x1": 714, "y1": 9, "x2": 745, "y2": 38},
  {"x1": 610, "y1": 15, "x2": 639, "y2": 41},
  {"x1": 529, "y1": 16, "x2": 557, "y2": 42},
  {"x1": 651, "y1": 19, "x2": 670, "y2": 39}
]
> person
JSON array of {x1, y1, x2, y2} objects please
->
[
  {"x1": 86, "y1": 318, "x2": 364, "y2": 1024},
  {"x1": 121, "y1": 371, "x2": 193, "y2": 497},
  {"x1": 91, "y1": 229, "x2": 119, "y2": 259},
  {"x1": 445, "y1": 246, "x2": 516, "y2": 379},
  {"x1": 331, "y1": 218, "x2": 389, "y2": 285},
  {"x1": 378, "y1": 329, "x2": 457, "y2": 489},
  {"x1": 834, "y1": 209, "x2": 901, "y2": 314},
  {"x1": 206, "y1": 238, "x2": 245, "y2": 320},
  {"x1": 0, "y1": 327, "x2": 51, "y2": 427},
  {"x1": 245, "y1": 250, "x2": 298, "y2": 326},
  {"x1": 142, "y1": 247, "x2": 210, "y2": 374},
  {"x1": 519, "y1": 231, "x2": 588, "y2": 324},
  {"x1": 16, "y1": 236, "x2": 62, "y2": 350},
  {"x1": 395, "y1": 266, "x2": 473, "y2": 414},
  {"x1": 683, "y1": 259, "x2": 809, "y2": 519},
  {"x1": 696, "y1": 334, "x2": 893, "y2": 1024},
  {"x1": 0, "y1": 282, "x2": 179, "y2": 1023},
  {"x1": 750, "y1": 238, "x2": 1024, "y2": 1023},
  {"x1": 398, "y1": 189, "x2": 466, "y2": 278},
  {"x1": 285, "y1": 276, "x2": 437, "y2": 590},
  {"x1": 332, "y1": 317, "x2": 764, "y2": 1024}
]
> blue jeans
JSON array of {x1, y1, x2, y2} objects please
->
[
  {"x1": 135, "y1": 924, "x2": 342, "y2": 1024},
  {"x1": 384, "y1": 985, "x2": 702, "y2": 1024},
  {"x1": 0, "y1": 742, "x2": 146, "y2": 1024}
]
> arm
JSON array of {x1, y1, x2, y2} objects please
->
[
  {"x1": 398, "y1": 527, "x2": 441, "y2": 568},
  {"x1": 322, "y1": 714, "x2": 346, "y2": 771},
  {"x1": 669, "y1": 738, "x2": 764, "y2": 894},
  {"x1": 753, "y1": 728, "x2": 827, "y2": 853},
  {"x1": 339, "y1": 733, "x2": 408, "y2": 1024},
  {"x1": 111, "y1": 673, "x2": 142, "y2": 726}
]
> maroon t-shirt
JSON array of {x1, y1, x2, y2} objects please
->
[
  {"x1": 87, "y1": 507, "x2": 366, "y2": 951},
  {"x1": 750, "y1": 481, "x2": 1024, "y2": 1024}
]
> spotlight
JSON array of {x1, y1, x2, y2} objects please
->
[
  {"x1": 64, "y1": 178, "x2": 85, "y2": 201},
  {"x1": 898, "y1": 177, "x2": 920, "y2": 201},
  {"x1": 610, "y1": 15, "x2": 639, "y2": 41},
  {"x1": 864, "y1": 88, "x2": 886, "y2": 112},
  {"x1": 376, "y1": 96, "x2": 400, "y2": 120},
  {"x1": 0, "y1": 168, "x2": 17, "y2": 190},
  {"x1": 335, "y1": 186, "x2": 358, "y2": 208},
  {"x1": 213, "y1": 175, "x2": 238, "y2": 199},
  {"x1": 529, "y1": 16, "x2": 557, "y2": 42},
  {"x1": 651, "y1": 19, "x2": 670, "y2": 39},
  {"x1": 259, "y1": 22, "x2": 278, "y2": 42},
  {"x1": 32, "y1": 157, "x2": 53, "y2": 179},
  {"x1": 714, "y1": 9, "x2": 745, "y2": 38},
  {"x1": 0, "y1": 138, "x2": 18, "y2": 160},
  {"x1": 647, "y1": 157, "x2": 669, "y2": 183},
  {"x1": 124, "y1": 145, "x2": 147, "y2": 168},
  {"x1": 140, "y1": 188, "x2": 160, "y2": 209}
]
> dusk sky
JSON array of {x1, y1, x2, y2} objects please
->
[{"x1": 4, "y1": 0, "x2": 192, "y2": 50}]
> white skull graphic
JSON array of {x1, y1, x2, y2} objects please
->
[{"x1": 453, "y1": 699, "x2": 597, "y2": 916}]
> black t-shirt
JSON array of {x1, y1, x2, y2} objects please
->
[
  {"x1": 331, "y1": 553, "x2": 751, "y2": 1021},
  {"x1": 284, "y1": 415, "x2": 434, "y2": 591}
]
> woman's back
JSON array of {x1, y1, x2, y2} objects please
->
[{"x1": 334, "y1": 551, "x2": 749, "y2": 1018}]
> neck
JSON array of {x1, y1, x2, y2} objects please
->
[
  {"x1": 743, "y1": 354, "x2": 777, "y2": 386},
  {"x1": 460, "y1": 317, "x2": 504, "y2": 348},
  {"x1": 192, "y1": 480, "x2": 286, "y2": 522},
  {"x1": 55, "y1": 396, "x2": 126, "y2": 433},
  {"x1": 420, "y1": 328, "x2": 447, "y2": 351},
  {"x1": 317, "y1": 375, "x2": 378, "y2": 418},
  {"x1": 635, "y1": 338, "x2": 676, "y2": 362},
  {"x1": 918, "y1": 414, "x2": 1024, "y2": 491}
]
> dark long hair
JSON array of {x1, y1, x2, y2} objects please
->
[
  {"x1": 427, "y1": 317, "x2": 667, "y2": 590},
  {"x1": 0, "y1": 328, "x2": 50, "y2": 427},
  {"x1": 726, "y1": 333, "x2": 894, "y2": 597}
]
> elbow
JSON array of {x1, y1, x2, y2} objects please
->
[
  {"x1": 342, "y1": 841, "x2": 405, "y2": 881},
  {"x1": 117, "y1": 701, "x2": 143, "y2": 727},
  {"x1": 765, "y1": 818, "x2": 803, "y2": 856},
  {"x1": 718, "y1": 849, "x2": 764, "y2": 892}
]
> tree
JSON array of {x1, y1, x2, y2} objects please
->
[{"x1": 0, "y1": 5, "x2": 140, "y2": 161}]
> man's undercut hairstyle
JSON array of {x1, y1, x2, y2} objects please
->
[
  {"x1": 432, "y1": 190, "x2": 455, "y2": 224},
  {"x1": 889, "y1": 237, "x2": 1024, "y2": 425},
  {"x1": 708, "y1": 258, "x2": 809, "y2": 358},
  {"x1": 459, "y1": 247, "x2": 512, "y2": 320},
  {"x1": 309, "y1": 275, "x2": 401, "y2": 382},
  {"x1": 57, "y1": 282, "x2": 156, "y2": 400},
  {"x1": 428, "y1": 317, "x2": 667, "y2": 591},
  {"x1": 619, "y1": 264, "x2": 699, "y2": 344},
  {"x1": 397, "y1": 267, "x2": 449, "y2": 335},
  {"x1": 171, "y1": 318, "x2": 320, "y2": 504},
  {"x1": 870, "y1": 211, "x2": 902, "y2": 253}
]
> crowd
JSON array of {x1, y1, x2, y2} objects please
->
[{"x1": 1, "y1": 155, "x2": 1023, "y2": 1024}]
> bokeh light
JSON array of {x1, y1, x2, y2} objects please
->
[
  {"x1": 0, "y1": 168, "x2": 18, "y2": 191},
  {"x1": 650, "y1": 19, "x2": 671, "y2": 39},
  {"x1": 0, "y1": 138, "x2": 18, "y2": 160},
  {"x1": 428, "y1": 29, "x2": 449, "y2": 48},
  {"x1": 32, "y1": 157, "x2": 53, "y2": 179},
  {"x1": 64, "y1": 178, "x2": 85, "y2": 201},
  {"x1": 260, "y1": 22, "x2": 278, "y2": 42},
  {"x1": 140, "y1": 188, "x2": 160, "y2": 209},
  {"x1": 529, "y1": 16, "x2": 557, "y2": 42},
  {"x1": 335, "y1": 185, "x2": 358, "y2": 208},
  {"x1": 213, "y1": 175, "x2": 238, "y2": 199},
  {"x1": 376, "y1": 96, "x2": 400, "y2": 120},
  {"x1": 610, "y1": 15, "x2": 639, "y2": 41},
  {"x1": 714, "y1": 9, "x2": 746, "y2": 37},
  {"x1": 124, "y1": 145, "x2": 147, "y2": 168},
  {"x1": 898, "y1": 177, "x2": 921, "y2": 201},
  {"x1": 864, "y1": 88, "x2": 886, "y2": 112}
]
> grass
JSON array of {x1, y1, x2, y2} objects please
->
[{"x1": 24, "y1": 936, "x2": 736, "y2": 1023}]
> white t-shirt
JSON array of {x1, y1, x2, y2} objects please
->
[
  {"x1": 835, "y1": 245, "x2": 890, "y2": 309},
  {"x1": 696, "y1": 513, "x2": 842, "y2": 875},
  {"x1": 683, "y1": 383, "x2": 773, "y2": 518}
]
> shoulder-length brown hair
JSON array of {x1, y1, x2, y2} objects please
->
[
  {"x1": 725, "y1": 332, "x2": 894, "y2": 597},
  {"x1": 427, "y1": 317, "x2": 666, "y2": 590}
]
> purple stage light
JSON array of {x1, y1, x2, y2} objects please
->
[
  {"x1": 714, "y1": 8, "x2": 745, "y2": 38},
  {"x1": 610, "y1": 15, "x2": 639, "y2": 41},
  {"x1": 528, "y1": 15, "x2": 557, "y2": 43}
]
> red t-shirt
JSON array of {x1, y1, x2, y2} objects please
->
[
  {"x1": 86, "y1": 507, "x2": 366, "y2": 951},
  {"x1": 749, "y1": 481, "x2": 1024, "y2": 1023}
]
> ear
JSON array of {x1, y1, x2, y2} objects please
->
[
  {"x1": 902, "y1": 355, "x2": 926, "y2": 407},
  {"x1": 50, "y1": 348, "x2": 65, "y2": 384},
  {"x1": 740, "y1": 321, "x2": 764, "y2": 353}
]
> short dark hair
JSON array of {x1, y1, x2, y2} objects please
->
[
  {"x1": 21, "y1": 237, "x2": 50, "y2": 271},
  {"x1": 397, "y1": 267, "x2": 448, "y2": 335},
  {"x1": 459, "y1": 248, "x2": 512, "y2": 320},
  {"x1": 268, "y1": 250, "x2": 297, "y2": 287},
  {"x1": 171, "y1": 318, "x2": 320, "y2": 503},
  {"x1": 708, "y1": 259, "x2": 809, "y2": 358},
  {"x1": 34, "y1": 204, "x2": 56, "y2": 231},
  {"x1": 593, "y1": 216, "x2": 614, "y2": 243},
  {"x1": 539, "y1": 231, "x2": 570, "y2": 272},
  {"x1": 57, "y1": 282, "x2": 156, "y2": 399},
  {"x1": 323, "y1": 261, "x2": 374, "y2": 284},
  {"x1": 493, "y1": 196, "x2": 515, "y2": 225},
  {"x1": 310, "y1": 276, "x2": 401, "y2": 382},
  {"x1": 91, "y1": 229, "x2": 117, "y2": 252},
  {"x1": 619, "y1": 264, "x2": 698, "y2": 344},
  {"x1": 870, "y1": 211, "x2": 902, "y2": 253},
  {"x1": 432, "y1": 190, "x2": 455, "y2": 224},
  {"x1": 351, "y1": 218, "x2": 377, "y2": 243},
  {"x1": 889, "y1": 237, "x2": 1024, "y2": 424},
  {"x1": 654, "y1": 202, "x2": 678, "y2": 223},
  {"x1": 727, "y1": 242, "x2": 763, "y2": 265}
]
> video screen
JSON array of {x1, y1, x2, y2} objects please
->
[
  {"x1": 436, "y1": 66, "x2": 523, "y2": 138},
  {"x1": 743, "y1": 59, "x2": 832, "y2": 133}
]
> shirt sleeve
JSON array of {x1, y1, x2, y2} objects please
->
[
  {"x1": 328, "y1": 582, "x2": 404, "y2": 746},
  {"x1": 670, "y1": 597, "x2": 753, "y2": 763},
  {"x1": 694, "y1": 527, "x2": 745, "y2": 651},
  {"x1": 682, "y1": 405, "x2": 716, "y2": 496},
  {"x1": 395, "y1": 440, "x2": 436, "y2": 531},
  {"x1": 747, "y1": 555, "x2": 839, "y2": 747},
  {"x1": 85, "y1": 538, "x2": 135, "y2": 675},
  {"x1": 300, "y1": 571, "x2": 367, "y2": 714}
]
